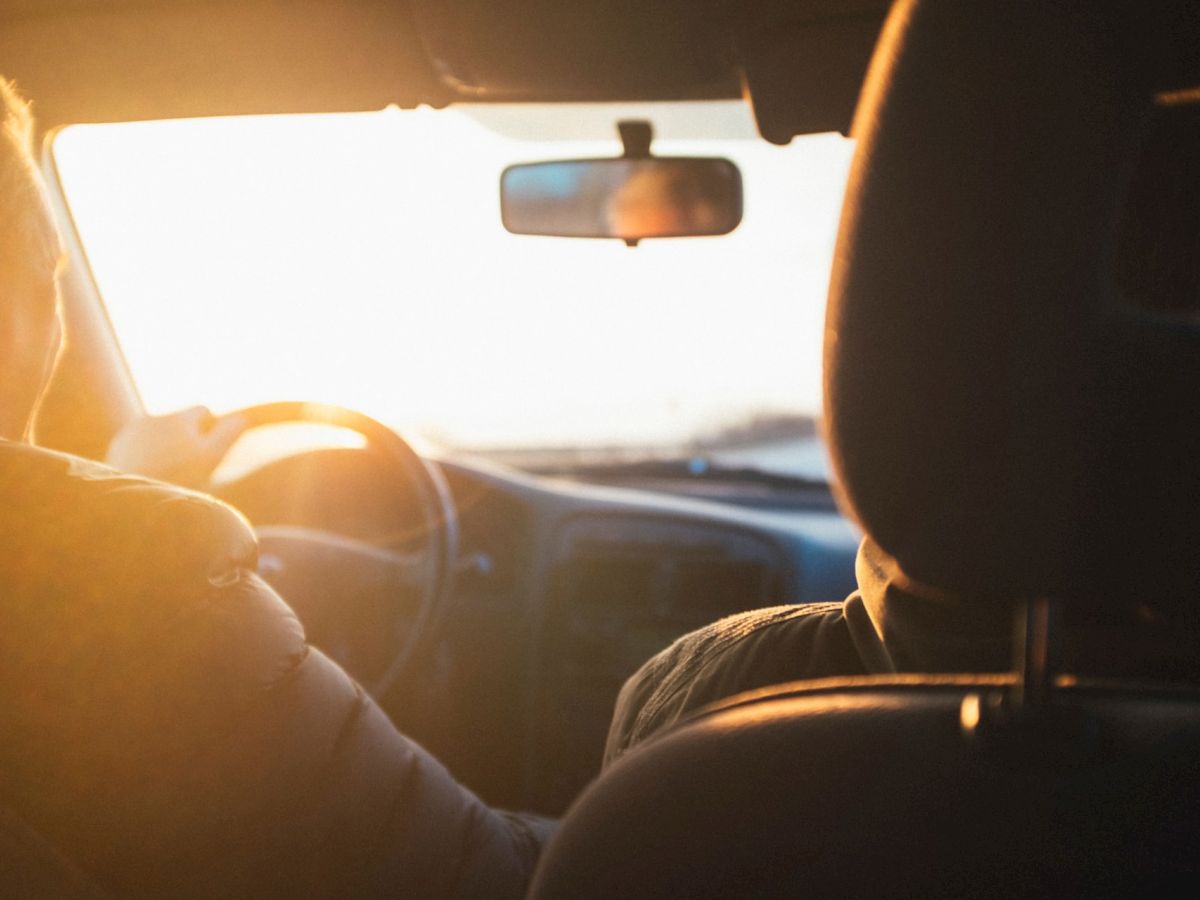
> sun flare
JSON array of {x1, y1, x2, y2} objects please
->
[{"x1": 52, "y1": 102, "x2": 852, "y2": 454}]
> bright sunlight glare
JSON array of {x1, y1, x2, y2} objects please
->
[{"x1": 52, "y1": 102, "x2": 853, "y2": 455}]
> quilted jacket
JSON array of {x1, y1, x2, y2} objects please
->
[{"x1": 0, "y1": 440, "x2": 550, "y2": 897}]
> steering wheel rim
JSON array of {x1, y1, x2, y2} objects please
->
[{"x1": 226, "y1": 401, "x2": 459, "y2": 698}]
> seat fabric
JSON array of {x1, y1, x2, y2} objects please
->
[{"x1": 531, "y1": 678, "x2": 1200, "y2": 899}]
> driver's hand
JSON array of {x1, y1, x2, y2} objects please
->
[{"x1": 104, "y1": 406, "x2": 247, "y2": 489}]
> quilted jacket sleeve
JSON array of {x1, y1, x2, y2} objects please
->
[{"x1": 0, "y1": 441, "x2": 550, "y2": 898}]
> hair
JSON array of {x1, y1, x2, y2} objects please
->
[{"x1": 0, "y1": 78, "x2": 58, "y2": 268}]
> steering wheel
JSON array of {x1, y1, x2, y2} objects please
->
[{"x1": 223, "y1": 401, "x2": 459, "y2": 698}]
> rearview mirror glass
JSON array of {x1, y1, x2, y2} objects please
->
[{"x1": 501, "y1": 158, "x2": 742, "y2": 242}]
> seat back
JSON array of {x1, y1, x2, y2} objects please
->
[{"x1": 530, "y1": 678, "x2": 1200, "y2": 898}]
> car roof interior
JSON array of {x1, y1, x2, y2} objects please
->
[
  {"x1": 0, "y1": 0, "x2": 887, "y2": 138},
  {"x1": 4, "y1": 0, "x2": 1200, "y2": 896}
]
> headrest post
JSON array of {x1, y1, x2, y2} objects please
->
[
  {"x1": 1013, "y1": 598, "x2": 1061, "y2": 709},
  {"x1": 961, "y1": 597, "x2": 1069, "y2": 743}
]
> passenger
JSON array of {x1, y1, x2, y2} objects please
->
[
  {"x1": 605, "y1": 101, "x2": 1200, "y2": 767},
  {"x1": 607, "y1": 519, "x2": 1199, "y2": 766},
  {"x1": 0, "y1": 79, "x2": 551, "y2": 898},
  {"x1": 604, "y1": 535, "x2": 1012, "y2": 764}
]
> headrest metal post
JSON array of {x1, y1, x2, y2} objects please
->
[
  {"x1": 1013, "y1": 597, "x2": 1061, "y2": 710},
  {"x1": 962, "y1": 596, "x2": 1097, "y2": 751}
]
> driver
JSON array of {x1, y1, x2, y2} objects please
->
[{"x1": 0, "y1": 79, "x2": 552, "y2": 898}]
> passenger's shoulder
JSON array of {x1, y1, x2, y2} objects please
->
[{"x1": 605, "y1": 601, "x2": 860, "y2": 765}]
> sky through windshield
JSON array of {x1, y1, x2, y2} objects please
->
[{"x1": 53, "y1": 101, "x2": 853, "y2": 466}]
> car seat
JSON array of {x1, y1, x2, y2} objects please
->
[{"x1": 528, "y1": 2, "x2": 1200, "y2": 896}]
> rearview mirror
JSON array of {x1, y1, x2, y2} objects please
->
[{"x1": 501, "y1": 157, "x2": 743, "y2": 244}]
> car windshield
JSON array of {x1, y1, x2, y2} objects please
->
[{"x1": 53, "y1": 101, "x2": 853, "y2": 482}]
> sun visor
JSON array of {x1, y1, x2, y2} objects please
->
[
  {"x1": 412, "y1": 0, "x2": 886, "y2": 126},
  {"x1": 0, "y1": 0, "x2": 446, "y2": 126},
  {"x1": 412, "y1": 0, "x2": 740, "y2": 101},
  {"x1": 741, "y1": 16, "x2": 883, "y2": 143}
]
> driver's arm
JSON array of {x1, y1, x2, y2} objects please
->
[
  {"x1": 104, "y1": 405, "x2": 246, "y2": 488},
  {"x1": 1, "y1": 440, "x2": 553, "y2": 898}
]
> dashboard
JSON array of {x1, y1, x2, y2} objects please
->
[{"x1": 216, "y1": 447, "x2": 860, "y2": 814}]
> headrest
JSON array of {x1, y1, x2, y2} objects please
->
[
  {"x1": 823, "y1": 1, "x2": 1200, "y2": 607},
  {"x1": 1116, "y1": 102, "x2": 1200, "y2": 316}
]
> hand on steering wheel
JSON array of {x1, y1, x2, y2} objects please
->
[
  {"x1": 104, "y1": 406, "x2": 249, "y2": 489},
  {"x1": 211, "y1": 401, "x2": 459, "y2": 698}
]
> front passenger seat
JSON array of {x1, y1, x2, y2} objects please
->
[{"x1": 528, "y1": 2, "x2": 1200, "y2": 896}]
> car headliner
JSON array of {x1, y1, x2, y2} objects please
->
[{"x1": 0, "y1": 0, "x2": 887, "y2": 139}]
